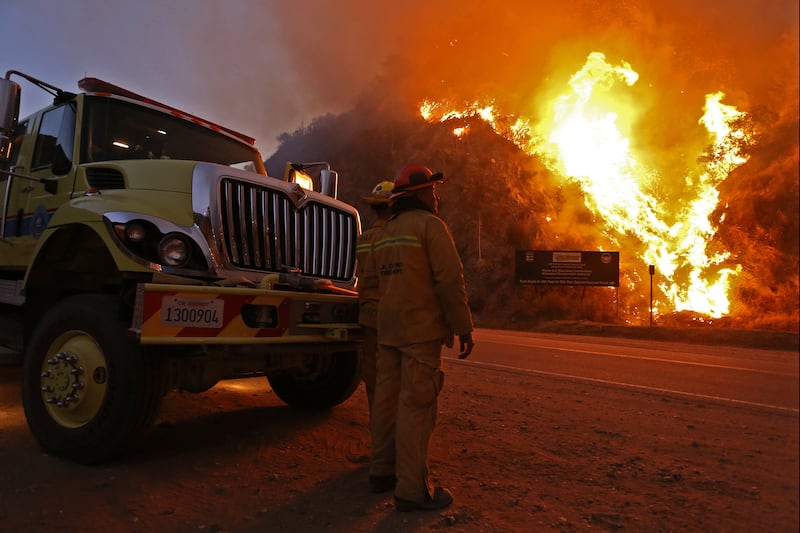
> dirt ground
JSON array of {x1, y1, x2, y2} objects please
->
[{"x1": 0, "y1": 331, "x2": 798, "y2": 532}]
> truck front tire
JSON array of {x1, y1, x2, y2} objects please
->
[
  {"x1": 268, "y1": 350, "x2": 360, "y2": 409},
  {"x1": 22, "y1": 294, "x2": 163, "y2": 464}
]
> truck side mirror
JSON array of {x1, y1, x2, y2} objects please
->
[
  {"x1": 282, "y1": 162, "x2": 339, "y2": 199},
  {"x1": 0, "y1": 78, "x2": 21, "y2": 163},
  {"x1": 320, "y1": 169, "x2": 338, "y2": 199}
]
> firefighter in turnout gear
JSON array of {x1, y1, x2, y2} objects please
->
[
  {"x1": 356, "y1": 180, "x2": 395, "y2": 422},
  {"x1": 367, "y1": 163, "x2": 475, "y2": 511}
]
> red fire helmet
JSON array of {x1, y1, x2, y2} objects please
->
[{"x1": 390, "y1": 163, "x2": 444, "y2": 199}]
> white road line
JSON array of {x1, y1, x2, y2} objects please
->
[
  {"x1": 483, "y1": 338, "x2": 796, "y2": 376},
  {"x1": 449, "y1": 358, "x2": 799, "y2": 415}
]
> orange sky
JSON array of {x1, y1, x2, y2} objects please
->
[{"x1": 5, "y1": 0, "x2": 798, "y2": 156}]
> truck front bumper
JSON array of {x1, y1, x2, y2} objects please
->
[{"x1": 131, "y1": 283, "x2": 360, "y2": 345}]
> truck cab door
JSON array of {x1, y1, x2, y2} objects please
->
[
  {"x1": 1, "y1": 117, "x2": 31, "y2": 265},
  {"x1": 2, "y1": 103, "x2": 77, "y2": 266}
]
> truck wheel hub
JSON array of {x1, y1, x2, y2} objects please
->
[
  {"x1": 39, "y1": 332, "x2": 109, "y2": 428},
  {"x1": 41, "y1": 351, "x2": 86, "y2": 408}
]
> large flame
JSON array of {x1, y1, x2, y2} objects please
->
[{"x1": 420, "y1": 52, "x2": 753, "y2": 319}]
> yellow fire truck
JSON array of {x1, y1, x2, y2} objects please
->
[{"x1": 0, "y1": 71, "x2": 362, "y2": 464}]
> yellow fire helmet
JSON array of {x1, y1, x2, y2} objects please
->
[{"x1": 362, "y1": 180, "x2": 395, "y2": 205}]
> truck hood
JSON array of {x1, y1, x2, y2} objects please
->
[{"x1": 81, "y1": 159, "x2": 216, "y2": 193}]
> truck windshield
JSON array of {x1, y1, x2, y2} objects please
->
[{"x1": 81, "y1": 96, "x2": 265, "y2": 173}]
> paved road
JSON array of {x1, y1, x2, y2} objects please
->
[
  {"x1": 1, "y1": 328, "x2": 797, "y2": 531},
  {"x1": 443, "y1": 328, "x2": 799, "y2": 413}
]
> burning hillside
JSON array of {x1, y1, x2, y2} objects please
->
[
  {"x1": 419, "y1": 52, "x2": 754, "y2": 319},
  {"x1": 267, "y1": 1, "x2": 798, "y2": 331}
]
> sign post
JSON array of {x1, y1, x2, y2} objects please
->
[{"x1": 649, "y1": 264, "x2": 655, "y2": 326}]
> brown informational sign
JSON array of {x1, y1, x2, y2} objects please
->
[{"x1": 516, "y1": 250, "x2": 620, "y2": 287}]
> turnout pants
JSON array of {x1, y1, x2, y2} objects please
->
[
  {"x1": 360, "y1": 325, "x2": 378, "y2": 419},
  {"x1": 370, "y1": 340, "x2": 444, "y2": 503}
]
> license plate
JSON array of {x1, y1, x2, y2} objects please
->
[{"x1": 160, "y1": 296, "x2": 224, "y2": 328}]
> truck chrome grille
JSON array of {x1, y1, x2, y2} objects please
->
[{"x1": 218, "y1": 178, "x2": 357, "y2": 280}]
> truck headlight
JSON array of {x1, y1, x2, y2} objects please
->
[
  {"x1": 108, "y1": 216, "x2": 209, "y2": 272},
  {"x1": 125, "y1": 222, "x2": 147, "y2": 243},
  {"x1": 158, "y1": 233, "x2": 191, "y2": 267}
]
